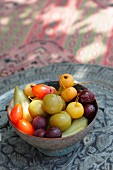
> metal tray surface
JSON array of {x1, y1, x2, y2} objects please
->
[{"x1": 0, "y1": 63, "x2": 113, "y2": 170}]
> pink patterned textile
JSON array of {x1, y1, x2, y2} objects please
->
[{"x1": 0, "y1": 0, "x2": 113, "y2": 79}]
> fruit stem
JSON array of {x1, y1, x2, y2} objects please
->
[
  {"x1": 75, "y1": 95, "x2": 79, "y2": 105},
  {"x1": 74, "y1": 82, "x2": 90, "y2": 86},
  {"x1": 28, "y1": 96, "x2": 33, "y2": 101}
]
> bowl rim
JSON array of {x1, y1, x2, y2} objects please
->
[{"x1": 7, "y1": 97, "x2": 98, "y2": 141}]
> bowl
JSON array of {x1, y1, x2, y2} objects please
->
[{"x1": 7, "y1": 81, "x2": 98, "y2": 157}]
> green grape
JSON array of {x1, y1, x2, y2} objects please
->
[
  {"x1": 28, "y1": 100, "x2": 47, "y2": 118},
  {"x1": 49, "y1": 111, "x2": 72, "y2": 132},
  {"x1": 43, "y1": 94, "x2": 63, "y2": 114}
]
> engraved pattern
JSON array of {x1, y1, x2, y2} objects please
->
[{"x1": 0, "y1": 63, "x2": 113, "y2": 170}]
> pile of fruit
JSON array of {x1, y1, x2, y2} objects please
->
[{"x1": 9, "y1": 74, "x2": 97, "y2": 138}]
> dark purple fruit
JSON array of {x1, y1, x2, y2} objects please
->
[
  {"x1": 45, "y1": 127, "x2": 62, "y2": 138},
  {"x1": 79, "y1": 89, "x2": 95, "y2": 104},
  {"x1": 84, "y1": 104, "x2": 96, "y2": 122},
  {"x1": 32, "y1": 116, "x2": 47, "y2": 130},
  {"x1": 34, "y1": 128, "x2": 46, "y2": 137}
]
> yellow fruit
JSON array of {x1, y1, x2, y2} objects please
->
[
  {"x1": 66, "y1": 102, "x2": 84, "y2": 119},
  {"x1": 24, "y1": 84, "x2": 36, "y2": 97},
  {"x1": 59, "y1": 73, "x2": 74, "y2": 88},
  {"x1": 61, "y1": 87, "x2": 77, "y2": 102}
]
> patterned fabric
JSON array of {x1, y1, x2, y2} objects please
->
[
  {"x1": 0, "y1": 0, "x2": 113, "y2": 79},
  {"x1": 0, "y1": 40, "x2": 76, "y2": 79}
]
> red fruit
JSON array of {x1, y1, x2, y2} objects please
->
[
  {"x1": 32, "y1": 84, "x2": 56, "y2": 99},
  {"x1": 79, "y1": 89, "x2": 95, "y2": 104},
  {"x1": 84, "y1": 104, "x2": 96, "y2": 122},
  {"x1": 9, "y1": 104, "x2": 23, "y2": 124},
  {"x1": 17, "y1": 119, "x2": 35, "y2": 135}
]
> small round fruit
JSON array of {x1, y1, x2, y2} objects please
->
[
  {"x1": 45, "y1": 127, "x2": 62, "y2": 138},
  {"x1": 49, "y1": 111, "x2": 71, "y2": 132},
  {"x1": 32, "y1": 84, "x2": 56, "y2": 99},
  {"x1": 61, "y1": 87, "x2": 77, "y2": 102},
  {"x1": 28, "y1": 100, "x2": 47, "y2": 118},
  {"x1": 17, "y1": 119, "x2": 34, "y2": 135},
  {"x1": 9, "y1": 104, "x2": 23, "y2": 125},
  {"x1": 84, "y1": 104, "x2": 96, "y2": 121},
  {"x1": 24, "y1": 84, "x2": 36, "y2": 97},
  {"x1": 79, "y1": 89, "x2": 95, "y2": 104},
  {"x1": 59, "y1": 73, "x2": 74, "y2": 88},
  {"x1": 43, "y1": 94, "x2": 63, "y2": 114},
  {"x1": 34, "y1": 128, "x2": 46, "y2": 137},
  {"x1": 32, "y1": 116, "x2": 47, "y2": 130},
  {"x1": 66, "y1": 102, "x2": 84, "y2": 119}
]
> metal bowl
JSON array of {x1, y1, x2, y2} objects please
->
[{"x1": 7, "y1": 81, "x2": 98, "y2": 156}]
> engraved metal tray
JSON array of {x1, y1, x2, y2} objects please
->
[{"x1": 0, "y1": 63, "x2": 113, "y2": 170}]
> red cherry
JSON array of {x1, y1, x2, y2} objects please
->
[
  {"x1": 84, "y1": 104, "x2": 96, "y2": 122},
  {"x1": 79, "y1": 89, "x2": 95, "y2": 104}
]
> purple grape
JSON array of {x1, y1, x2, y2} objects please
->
[
  {"x1": 34, "y1": 129, "x2": 46, "y2": 137},
  {"x1": 45, "y1": 127, "x2": 62, "y2": 138},
  {"x1": 32, "y1": 116, "x2": 47, "y2": 130},
  {"x1": 79, "y1": 89, "x2": 95, "y2": 104},
  {"x1": 84, "y1": 104, "x2": 96, "y2": 122}
]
